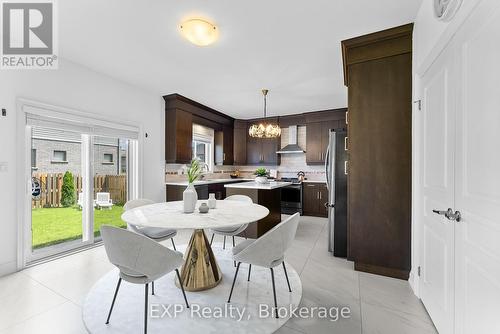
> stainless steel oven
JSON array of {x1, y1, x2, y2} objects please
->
[{"x1": 280, "y1": 178, "x2": 303, "y2": 215}]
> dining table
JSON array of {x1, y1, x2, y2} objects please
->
[{"x1": 121, "y1": 200, "x2": 270, "y2": 291}]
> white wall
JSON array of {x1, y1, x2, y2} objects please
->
[
  {"x1": 0, "y1": 59, "x2": 164, "y2": 276},
  {"x1": 414, "y1": 0, "x2": 481, "y2": 71}
]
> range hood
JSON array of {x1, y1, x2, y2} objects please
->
[{"x1": 277, "y1": 125, "x2": 305, "y2": 154}]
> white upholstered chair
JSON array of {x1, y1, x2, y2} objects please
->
[
  {"x1": 124, "y1": 199, "x2": 178, "y2": 250},
  {"x1": 227, "y1": 213, "x2": 300, "y2": 319},
  {"x1": 101, "y1": 225, "x2": 188, "y2": 334},
  {"x1": 209, "y1": 195, "x2": 252, "y2": 249}
]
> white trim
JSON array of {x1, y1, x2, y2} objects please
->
[{"x1": 16, "y1": 98, "x2": 144, "y2": 269}]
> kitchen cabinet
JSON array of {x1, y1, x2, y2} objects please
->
[
  {"x1": 207, "y1": 183, "x2": 225, "y2": 200},
  {"x1": 166, "y1": 184, "x2": 208, "y2": 201},
  {"x1": 164, "y1": 94, "x2": 235, "y2": 165},
  {"x1": 246, "y1": 138, "x2": 280, "y2": 165},
  {"x1": 165, "y1": 108, "x2": 192, "y2": 164},
  {"x1": 215, "y1": 125, "x2": 234, "y2": 165},
  {"x1": 245, "y1": 119, "x2": 280, "y2": 166},
  {"x1": 342, "y1": 24, "x2": 412, "y2": 279},
  {"x1": 306, "y1": 120, "x2": 340, "y2": 165},
  {"x1": 303, "y1": 183, "x2": 328, "y2": 217},
  {"x1": 233, "y1": 120, "x2": 247, "y2": 165}
]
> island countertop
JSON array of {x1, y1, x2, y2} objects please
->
[
  {"x1": 165, "y1": 178, "x2": 254, "y2": 186},
  {"x1": 224, "y1": 181, "x2": 292, "y2": 190}
]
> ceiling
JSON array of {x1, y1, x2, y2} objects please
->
[{"x1": 59, "y1": 0, "x2": 422, "y2": 119}]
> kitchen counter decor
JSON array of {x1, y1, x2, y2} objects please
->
[{"x1": 183, "y1": 159, "x2": 202, "y2": 213}]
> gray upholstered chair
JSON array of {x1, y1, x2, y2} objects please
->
[
  {"x1": 124, "y1": 199, "x2": 178, "y2": 250},
  {"x1": 101, "y1": 225, "x2": 189, "y2": 334},
  {"x1": 227, "y1": 213, "x2": 300, "y2": 319},
  {"x1": 209, "y1": 195, "x2": 251, "y2": 249}
]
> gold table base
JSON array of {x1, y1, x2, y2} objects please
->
[{"x1": 176, "y1": 229, "x2": 222, "y2": 291}]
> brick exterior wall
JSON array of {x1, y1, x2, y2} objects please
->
[{"x1": 32, "y1": 139, "x2": 121, "y2": 175}]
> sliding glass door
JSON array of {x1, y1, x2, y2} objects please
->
[
  {"x1": 30, "y1": 126, "x2": 87, "y2": 252},
  {"x1": 26, "y1": 117, "x2": 138, "y2": 263}
]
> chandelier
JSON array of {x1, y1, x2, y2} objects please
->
[{"x1": 248, "y1": 89, "x2": 281, "y2": 138}]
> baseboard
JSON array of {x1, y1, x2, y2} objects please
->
[
  {"x1": 354, "y1": 262, "x2": 409, "y2": 280},
  {"x1": 0, "y1": 261, "x2": 18, "y2": 277},
  {"x1": 409, "y1": 270, "x2": 419, "y2": 297}
]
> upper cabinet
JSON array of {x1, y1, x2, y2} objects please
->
[
  {"x1": 233, "y1": 120, "x2": 247, "y2": 165},
  {"x1": 165, "y1": 108, "x2": 192, "y2": 164},
  {"x1": 305, "y1": 110, "x2": 347, "y2": 165},
  {"x1": 245, "y1": 118, "x2": 280, "y2": 166},
  {"x1": 164, "y1": 94, "x2": 234, "y2": 165},
  {"x1": 215, "y1": 125, "x2": 234, "y2": 165}
]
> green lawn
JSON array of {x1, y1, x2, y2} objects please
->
[{"x1": 32, "y1": 205, "x2": 125, "y2": 249}]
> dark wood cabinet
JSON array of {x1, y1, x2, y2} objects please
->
[
  {"x1": 166, "y1": 184, "x2": 208, "y2": 201},
  {"x1": 165, "y1": 108, "x2": 192, "y2": 164},
  {"x1": 233, "y1": 120, "x2": 247, "y2": 165},
  {"x1": 342, "y1": 24, "x2": 412, "y2": 280},
  {"x1": 245, "y1": 120, "x2": 280, "y2": 166},
  {"x1": 306, "y1": 122, "x2": 323, "y2": 164},
  {"x1": 261, "y1": 137, "x2": 280, "y2": 165},
  {"x1": 215, "y1": 126, "x2": 234, "y2": 165},
  {"x1": 222, "y1": 125, "x2": 234, "y2": 165},
  {"x1": 303, "y1": 183, "x2": 328, "y2": 217},
  {"x1": 306, "y1": 116, "x2": 346, "y2": 165},
  {"x1": 246, "y1": 134, "x2": 261, "y2": 165},
  {"x1": 164, "y1": 94, "x2": 235, "y2": 165}
]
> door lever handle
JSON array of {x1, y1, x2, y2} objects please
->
[
  {"x1": 432, "y1": 208, "x2": 461, "y2": 222},
  {"x1": 432, "y1": 208, "x2": 453, "y2": 216},
  {"x1": 447, "y1": 210, "x2": 462, "y2": 222}
]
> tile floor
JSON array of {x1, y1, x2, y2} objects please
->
[{"x1": 0, "y1": 216, "x2": 437, "y2": 334}]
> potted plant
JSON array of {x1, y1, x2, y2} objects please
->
[
  {"x1": 183, "y1": 158, "x2": 202, "y2": 213},
  {"x1": 254, "y1": 167, "x2": 269, "y2": 184}
]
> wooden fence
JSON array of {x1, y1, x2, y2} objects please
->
[{"x1": 32, "y1": 173, "x2": 127, "y2": 208}]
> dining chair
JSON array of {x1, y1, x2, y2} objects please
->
[
  {"x1": 124, "y1": 199, "x2": 178, "y2": 250},
  {"x1": 209, "y1": 195, "x2": 251, "y2": 249},
  {"x1": 101, "y1": 225, "x2": 189, "y2": 334},
  {"x1": 227, "y1": 213, "x2": 300, "y2": 319}
]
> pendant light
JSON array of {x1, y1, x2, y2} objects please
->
[{"x1": 248, "y1": 89, "x2": 281, "y2": 139}]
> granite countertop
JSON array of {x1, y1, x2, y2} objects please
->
[
  {"x1": 302, "y1": 180, "x2": 327, "y2": 184},
  {"x1": 224, "y1": 181, "x2": 292, "y2": 190},
  {"x1": 165, "y1": 178, "x2": 254, "y2": 186}
]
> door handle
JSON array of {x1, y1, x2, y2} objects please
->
[
  {"x1": 433, "y1": 208, "x2": 453, "y2": 217},
  {"x1": 447, "y1": 210, "x2": 462, "y2": 222},
  {"x1": 432, "y1": 208, "x2": 461, "y2": 222}
]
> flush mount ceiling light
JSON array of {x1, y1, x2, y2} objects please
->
[
  {"x1": 180, "y1": 18, "x2": 218, "y2": 46},
  {"x1": 248, "y1": 89, "x2": 281, "y2": 139}
]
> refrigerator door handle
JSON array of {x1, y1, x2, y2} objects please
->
[{"x1": 324, "y1": 144, "x2": 330, "y2": 191}]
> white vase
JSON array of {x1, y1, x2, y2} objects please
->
[
  {"x1": 183, "y1": 183, "x2": 198, "y2": 213},
  {"x1": 255, "y1": 176, "x2": 269, "y2": 184},
  {"x1": 208, "y1": 193, "x2": 217, "y2": 209}
]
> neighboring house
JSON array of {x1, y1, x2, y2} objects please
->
[{"x1": 31, "y1": 127, "x2": 128, "y2": 176}]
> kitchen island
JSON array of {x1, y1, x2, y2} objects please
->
[{"x1": 224, "y1": 181, "x2": 292, "y2": 238}]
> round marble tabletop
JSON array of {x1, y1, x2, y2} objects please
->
[{"x1": 121, "y1": 200, "x2": 269, "y2": 230}]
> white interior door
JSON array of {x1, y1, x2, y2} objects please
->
[
  {"x1": 453, "y1": 1, "x2": 500, "y2": 332},
  {"x1": 419, "y1": 42, "x2": 456, "y2": 334}
]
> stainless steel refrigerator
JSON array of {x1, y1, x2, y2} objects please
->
[{"x1": 325, "y1": 130, "x2": 348, "y2": 257}]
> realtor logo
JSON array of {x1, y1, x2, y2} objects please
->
[{"x1": 1, "y1": 0, "x2": 58, "y2": 69}]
